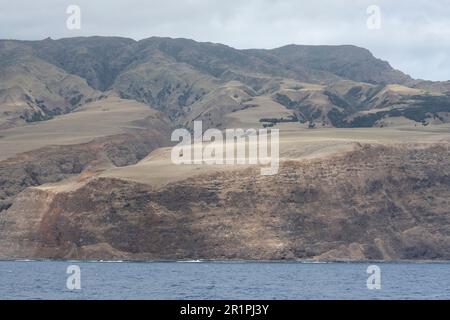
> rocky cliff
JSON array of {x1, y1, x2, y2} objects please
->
[
  {"x1": 1, "y1": 36, "x2": 450, "y2": 262},
  {"x1": 1, "y1": 143, "x2": 449, "y2": 261}
]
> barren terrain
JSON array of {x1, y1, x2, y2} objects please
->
[
  {"x1": 1, "y1": 36, "x2": 450, "y2": 261},
  {"x1": 1, "y1": 121, "x2": 449, "y2": 261}
]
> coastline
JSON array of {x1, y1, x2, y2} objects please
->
[{"x1": 1, "y1": 258, "x2": 450, "y2": 264}]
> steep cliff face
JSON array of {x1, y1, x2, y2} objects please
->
[
  {"x1": 1, "y1": 36, "x2": 450, "y2": 262},
  {"x1": 1, "y1": 143, "x2": 449, "y2": 261},
  {"x1": 0, "y1": 97, "x2": 173, "y2": 213},
  {"x1": 0, "y1": 130, "x2": 170, "y2": 212}
]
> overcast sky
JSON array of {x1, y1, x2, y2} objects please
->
[{"x1": 0, "y1": 0, "x2": 449, "y2": 81}]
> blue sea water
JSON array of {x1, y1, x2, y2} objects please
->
[{"x1": 0, "y1": 261, "x2": 449, "y2": 300}]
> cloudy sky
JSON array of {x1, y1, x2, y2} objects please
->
[{"x1": 0, "y1": 0, "x2": 449, "y2": 81}]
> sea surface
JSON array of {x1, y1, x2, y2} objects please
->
[{"x1": 0, "y1": 261, "x2": 449, "y2": 300}]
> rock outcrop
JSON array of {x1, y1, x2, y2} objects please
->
[
  {"x1": 1, "y1": 36, "x2": 450, "y2": 262},
  {"x1": 1, "y1": 143, "x2": 449, "y2": 261}
]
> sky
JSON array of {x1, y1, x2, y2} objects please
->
[{"x1": 0, "y1": 0, "x2": 449, "y2": 81}]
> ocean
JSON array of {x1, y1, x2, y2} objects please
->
[{"x1": 0, "y1": 261, "x2": 449, "y2": 300}]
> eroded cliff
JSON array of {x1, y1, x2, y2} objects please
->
[{"x1": 1, "y1": 143, "x2": 449, "y2": 261}]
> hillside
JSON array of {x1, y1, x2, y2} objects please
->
[
  {"x1": 1, "y1": 127, "x2": 449, "y2": 261},
  {"x1": 1, "y1": 36, "x2": 449, "y2": 130},
  {"x1": 0, "y1": 36, "x2": 450, "y2": 261}
]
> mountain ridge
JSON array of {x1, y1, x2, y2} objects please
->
[
  {"x1": 1, "y1": 35, "x2": 449, "y2": 130},
  {"x1": 1, "y1": 36, "x2": 450, "y2": 261}
]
